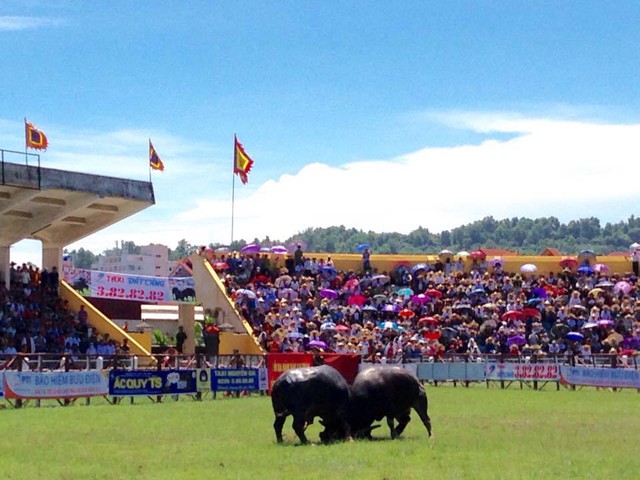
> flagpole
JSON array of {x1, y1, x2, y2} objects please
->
[
  {"x1": 24, "y1": 117, "x2": 28, "y2": 165},
  {"x1": 231, "y1": 135, "x2": 236, "y2": 246},
  {"x1": 148, "y1": 139, "x2": 152, "y2": 183}
]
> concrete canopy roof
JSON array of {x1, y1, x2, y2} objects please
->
[{"x1": 1, "y1": 161, "x2": 155, "y2": 248}]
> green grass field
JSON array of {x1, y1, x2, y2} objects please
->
[{"x1": 0, "y1": 385, "x2": 638, "y2": 480}]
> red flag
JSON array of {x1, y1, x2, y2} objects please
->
[
  {"x1": 25, "y1": 121, "x2": 48, "y2": 150},
  {"x1": 149, "y1": 140, "x2": 165, "y2": 172},
  {"x1": 234, "y1": 136, "x2": 254, "y2": 184}
]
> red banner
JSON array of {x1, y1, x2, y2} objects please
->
[
  {"x1": 266, "y1": 353, "x2": 313, "y2": 392},
  {"x1": 266, "y1": 353, "x2": 361, "y2": 392}
]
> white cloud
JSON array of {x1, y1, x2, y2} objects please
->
[
  {"x1": 0, "y1": 16, "x2": 64, "y2": 31},
  {"x1": 9, "y1": 111, "x2": 640, "y2": 265},
  {"x1": 172, "y1": 112, "x2": 640, "y2": 244}
]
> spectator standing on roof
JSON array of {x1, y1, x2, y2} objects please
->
[{"x1": 362, "y1": 248, "x2": 372, "y2": 274}]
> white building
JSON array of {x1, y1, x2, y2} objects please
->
[{"x1": 93, "y1": 243, "x2": 173, "y2": 277}]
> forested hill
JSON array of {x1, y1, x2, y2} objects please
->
[
  {"x1": 66, "y1": 215, "x2": 640, "y2": 267},
  {"x1": 287, "y1": 216, "x2": 640, "y2": 255}
]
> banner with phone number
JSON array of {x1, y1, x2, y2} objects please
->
[
  {"x1": 485, "y1": 363, "x2": 560, "y2": 381},
  {"x1": 64, "y1": 267, "x2": 195, "y2": 303}
]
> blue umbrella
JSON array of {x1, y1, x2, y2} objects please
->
[
  {"x1": 527, "y1": 298, "x2": 543, "y2": 307},
  {"x1": 378, "y1": 321, "x2": 401, "y2": 330},
  {"x1": 411, "y1": 263, "x2": 430, "y2": 275},
  {"x1": 566, "y1": 332, "x2": 584, "y2": 342},
  {"x1": 396, "y1": 287, "x2": 414, "y2": 297},
  {"x1": 356, "y1": 243, "x2": 371, "y2": 253},
  {"x1": 321, "y1": 266, "x2": 337, "y2": 279},
  {"x1": 577, "y1": 265, "x2": 594, "y2": 275}
]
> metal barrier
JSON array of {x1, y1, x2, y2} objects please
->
[{"x1": 1, "y1": 148, "x2": 41, "y2": 188}]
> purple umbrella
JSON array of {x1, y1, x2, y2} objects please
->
[
  {"x1": 598, "y1": 319, "x2": 614, "y2": 327},
  {"x1": 506, "y1": 334, "x2": 526, "y2": 346},
  {"x1": 319, "y1": 288, "x2": 339, "y2": 300},
  {"x1": 307, "y1": 340, "x2": 328, "y2": 350},
  {"x1": 410, "y1": 294, "x2": 431, "y2": 304},
  {"x1": 270, "y1": 245, "x2": 288, "y2": 254},
  {"x1": 382, "y1": 304, "x2": 400, "y2": 313},
  {"x1": 531, "y1": 287, "x2": 547, "y2": 298},
  {"x1": 241, "y1": 243, "x2": 261, "y2": 253}
]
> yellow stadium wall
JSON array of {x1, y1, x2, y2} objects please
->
[{"x1": 282, "y1": 253, "x2": 632, "y2": 276}]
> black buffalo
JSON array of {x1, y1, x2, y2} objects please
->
[
  {"x1": 172, "y1": 286, "x2": 196, "y2": 301},
  {"x1": 271, "y1": 365, "x2": 351, "y2": 444},
  {"x1": 348, "y1": 366, "x2": 432, "y2": 439}
]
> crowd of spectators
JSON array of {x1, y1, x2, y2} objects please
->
[
  {"x1": 204, "y1": 247, "x2": 640, "y2": 366},
  {"x1": 0, "y1": 262, "x2": 124, "y2": 362}
]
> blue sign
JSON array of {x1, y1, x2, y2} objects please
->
[
  {"x1": 109, "y1": 370, "x2": 197, "y2": 396},
  {"x1": 211, "y1": 368, "x2": 268, "y2": 392}
]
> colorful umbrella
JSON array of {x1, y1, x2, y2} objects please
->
[
  {"x1": 520, "y1": 263, "x2": 537, "y2": 273},
  {"x1": 577, "y1": 265, "x2": 594, "y2": 275},
  {"x1": 470, "y1": 250, "x2": 486, "y2": 260},
  {"x1": 398, "y1": 309, "x2": 416, "y2": 318},
  {"x1": 559, "y1": 257, "x2": 579, "y2": 269},
  {"x1": 270, "y1": 245, "x2": 288, "y2": 254},
  {"x1": 378, "y1": 321, "x2": 401, "y2": 330},
  {"x1": 502, "y1": 310, "x2": 523, "y2": 321},
  {"x1": 410, "y1": 294, "x2": 430, "y2": 304},
  {"x1": 343, "y1": 278, "x2": 360, "y2": 291},
  {"x1": 418, "y1": 316, "x2": 439, "y2": 325},
  {"x1": 593, "y1": 263, "x2": 609, "y2": 273},
  {"x1": 566, "y1": 332, "x2": 584, "y2": 341},
  {"x1": 506, "y1": 334, "x2": 526, "y2": 346},
  {"x1": 396, "y1": 287, "x2": 414, "y2": 297},
  {"x1": 488, "y1": 257, "x2": 503, "y2": 267},
  {"x1": 371, "y1": 274, "x2": 391, "y2": 286},
  {"x1": 614, "y1": 281, "x2": 632, "y2": 294},
  {"x1": 425, "y1": 288, "x2": 443, "y2": 298},
  {"x1": 356, "y1": 243, "x2": 371, "y2": 253},
  {"x1": 410, "y1": 263, "x2": 430, "y2": 275},
  {"x1": 307, "y1": 340, "x2": 328, "y2": 350},
  {"x1": 240, "y1": 243, "x2": 261, "y2": 253},
  {"x1": 319, "y1": 288, "x2": 339, "y2": 300},
  {"x1": 235, "y1": 288, "x2": 257, "y2": 299},
  {"x1": 348, "y1": 294, "x2": 367, "y2": 307}
]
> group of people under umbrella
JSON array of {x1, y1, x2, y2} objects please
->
[{"x1": 213, "y1": 249, "x2": 640, "y2": 365}]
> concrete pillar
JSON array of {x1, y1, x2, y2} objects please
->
[
  {"x1": 0, "y1": 245, "x2": 10, "y2": 287},
  {"x1": 177, "y1": 303, "x2": 196, "y2": 355},
  {"x1": 42, "y1": 245, "x2": 63, "y2": 272}
]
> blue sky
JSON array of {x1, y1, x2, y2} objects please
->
[{"x1": 2, "y1": 2, "x2": 640, "y2": 265}]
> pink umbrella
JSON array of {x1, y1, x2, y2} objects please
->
[
  {"x1": 593, "y1": 263, "x2": 609, "y2": 273},
  {"x1": 614, "y1": 281, "x2": 632, "y2": 294},
  {"x1": 212, "y1": 262, "x2": 229, "y2": 270},
  {"x1": 335, "y1": 325, "x2": 350, "y2": 333},
  {"x1": 343, "y1": 278, "x2": 359, "y2": 291},
  {"x1": 348, "y1": 294, "x2": 367, "y2": 307}
]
